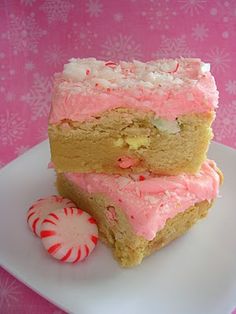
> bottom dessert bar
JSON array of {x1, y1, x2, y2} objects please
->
[{"x1": 56, "y1": 160, "x2": 222, "y2": 267}]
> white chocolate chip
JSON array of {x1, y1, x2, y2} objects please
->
[{"x1": 152, "y1": 118, "x2": 180, "y2": 134}]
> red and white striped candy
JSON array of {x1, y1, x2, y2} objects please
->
[
  {"x1": 40, "y1": 208, "x2": 98, "y2": 263},
  {"x1": 27, "y1": 195, "x2": 76, "y2": 237}
]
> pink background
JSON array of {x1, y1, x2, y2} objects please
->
[{"x1": 0, "y1": 0, "x2": 236, "y2": 313}]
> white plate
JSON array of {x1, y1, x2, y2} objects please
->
[{"x1": 0, "y1": 140, "x2": 235, "y2": 314}]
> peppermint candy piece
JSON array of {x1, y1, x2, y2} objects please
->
[
  {"x1": 40, "y1": 208, "x2": 98, "y2": 263},
  {"x1": 27, "y1": 195, "x2": 76, "y2": 237}
]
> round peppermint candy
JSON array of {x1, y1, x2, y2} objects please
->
[
  {"x1": 27, "y1": 195, "x2": 76, "y2": 237},
  {"x1": 40, "y1": 208, "x2": 98, "y2": 263}
]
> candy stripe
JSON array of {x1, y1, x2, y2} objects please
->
[
  {"x1": 48, "y1": 243, "x2": 62, "y2": 254},
  {"x1": 42, "y1": 219, "x2": 57, "y2": 226},
  {"x1": 54, "y1": 195, "x2": 63, "y2": 202},
  {"x1": 41, "y1": 230, "x2": 56, "y2": 238},
  {"x1": 49, "y1": 213, "x2": 59, "y2": 220},
  {"x1": 77, "y1": 208, "x2": 83, "y2": 215},
  {"x1": 61, "y1": 248, "x2": 72, "y2": 262},
  {"x1": 73, "y1": 248, "x2": 81, "y2": 263},
  {"x1": 27, "y1": 195, "x2": 76, "y2": 238},
  {"x1": 88, "y1": 217, "x2": 96, "y2": 224},
  {"x1": 40, "y1": 206, "x2": 98, "y2": 263},
  {"x1": 32, "y1": 217, "x2": 40, "y2": 235},
  {"x1": 84, "y1": 245, "x2": 90, "y2": 257},
  {"x1": 67, "y1": 201, "x2": 75, "y2": 206},
  {"x1": 27, "y1": 211, "x2": 35, "y2": 222},
  {"x1": 28, "y1": 205, "x2": 34, "y2": 212},
  {"x1": 91, "y1": 235, "x2": 98, "y2": 245},
  {"x1": 105, "y1": 61, "x2": 116, "y2": 67}
]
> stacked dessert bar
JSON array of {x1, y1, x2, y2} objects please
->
[{"x1": 48, "y1": 58, "x2": 222, "y2": 267}]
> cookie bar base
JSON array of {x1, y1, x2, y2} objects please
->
[
  {"x1": 49, "y1": 109, "x2": 214, "y2": 175},
  {"x1": 56, "y1": 173, "x2": 212, "y2": 267}
]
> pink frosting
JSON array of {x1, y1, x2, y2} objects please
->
[
  {"x1": 49, "y1": 58, "x2": 219, "y2": 124},
  {"x1": 64, "y1": 160, "x2": 221, "y2": 240}
]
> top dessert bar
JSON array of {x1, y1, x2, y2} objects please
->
[{"x1": 48, "y1": 58, "x2": 218, "y2": 175}]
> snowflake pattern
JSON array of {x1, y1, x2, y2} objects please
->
[
  {"x1": 44, "y1": 45, "x2": 67, "y2": 67},
  {"x1": 210, "y1": 1, "x2": 236, "y2": 22},
  {"x1": 0, "y1": 277, "x2": 21, "y2": 307},
  {"x1": 25, "y1": 61, "x2": 35, "y2": 71},
  {"x1": 9, "y1": 69, "x2": 15, "y2": 76},
  {"x1": 225, "y1": 80, "x2": 236, "y2": 95},
  {"x1": 154, "y1": 35, "x2": 194, "y2": 59},
  {"x1": 0, "y1": 160, "x2": 5, "y2": 168},
  {"x1": 15, "y1": 145, "x2": 30, "y2": 156},
  {"x1": 1, "y1": 66, "x2": 7, "y2": 87},
  {"x1": 20, "y1": 0, "x2": 36, "y2": 6},
  {"x1": 206, "y1": 48, "x2": 231, "y2": 73},
  {"x1": 142, "y1": 0, "x2": 177, "y2": 31},
  {"x1": 192, "y1": 23, "x2": 208, "y2": 41},
  {"x1": 0, "y1": 111, "x2": 26, "y2": 146},
  {"x1": 178, "y1": 0, "x2": 206, "y2": 16},
  {"x1": 5, "y1": 92, "x2": 15, "y2": 103},
  {"x1": 37, "y1": 125, "x2": 48, "y2": 141},
  {"x1": 210, "y1": 1, "x2": 236, "y2": 38},
  {"x1": 2, "y1": 13, "x2": 46, "y2": 54},
  {"x1": 86, "y1": 0, "x2": 103, "y2": 17},
  {"x1": 40, "y1": 0, "x2": 74, "y2": 23},
  {"x1": 21, "y1": 73, "x2": 52, "y2": 121},
  {"x1": 101, "y1": 34, "x2": 142, "y2": 61},
  {"x1": 213, "y1": 101, "x2": 236, "y2": 144},
  {"x1": 113, "y1": 13, "x2": 123, "y2": 22},
  {"x1": 0, "y1": 63, "x2": 17, "y2": 95},
  {"x1": 67, "y1": 22, "x2": 98, "y2": 50}
]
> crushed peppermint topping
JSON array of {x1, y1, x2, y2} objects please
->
[
  {"x1": 105, "y1": 61, "x2": 117, "y2": 68},
  {"x1": 62, "y1": 57, "x2": 211, "y2": 91},
  {"x1": 139, "y1": 175, "x2": 145, "y2": 181}
]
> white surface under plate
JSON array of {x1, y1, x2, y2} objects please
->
[{"x1": 0, "y1": 140, "x2": 236, "y2": 314}]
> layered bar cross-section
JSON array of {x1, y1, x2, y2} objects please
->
[
  {"x1": 57, "y1": 160, "x2": 222, "y2": 267},
  {"x1": 49, "y1": 58, "x2": 218, "y2": 175}
]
